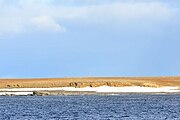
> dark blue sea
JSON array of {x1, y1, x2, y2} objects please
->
[{"x1": 0, "y1": 94, "x2": 180, "y2": 120}]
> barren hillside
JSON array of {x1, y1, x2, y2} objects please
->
[{"x1": 0, "y1": 76, "x2": 180, "y2": 88}]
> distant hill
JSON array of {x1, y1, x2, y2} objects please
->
[{"x1": 0, "y1": 76, "x2": 180, "y2": 88}]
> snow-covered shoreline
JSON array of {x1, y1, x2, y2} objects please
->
[
  {"x1": 0, "y1": 86, "x2": 180, "y2": 96},
  {"x1": 0, "y1": 92, "x2": 33, "y2": 96}
]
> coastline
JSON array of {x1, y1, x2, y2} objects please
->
[
  {"x1": 1, "y1": 77, "x2": 180, "y2": 96},
  {"x1": 0, "y1": 86, "x2": 180, "y2": 96}
]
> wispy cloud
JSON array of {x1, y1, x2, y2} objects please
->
[
  {"x1": 54, "y1": 2, "x2": 175, "y2": 22},
  {"x1": 31, "y1": 16, "x2": 66, "y2": 32},
  {"x1": 0, "y1": 0, "x2": 177, "y2": 35}
]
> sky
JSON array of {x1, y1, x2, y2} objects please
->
[{"x1": 0, "y1": 0, "x2": 180, "y2": 78}]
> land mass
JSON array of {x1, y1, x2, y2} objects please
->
[{"x1": 1, "y1": 76, "x2": 180, "y2": 88}]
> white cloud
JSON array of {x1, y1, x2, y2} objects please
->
[
  {"x1": 54, "y1": 2, "x2": 175, "y2": 22},
  {"x1": 31, "y1": 16, "x2": 66, "y2": 32},
  {"x1": 0, "y1": 17, "x2": 25, "y2": 35},
  {"x1": 0, "y1": 0, "x2": 177, "y2": 35}
]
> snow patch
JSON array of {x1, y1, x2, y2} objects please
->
[
  {"x1": 0, "y1": 86, "x2": 180, "y2": 93},
  {"x1": 0, "y1": 92, "x2": 33, "y2": 96}
]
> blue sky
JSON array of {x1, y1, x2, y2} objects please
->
[{"x1": 0, "y1": 0, "x2": 180, "y2": 78}]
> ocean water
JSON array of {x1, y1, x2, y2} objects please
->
[{"x1": 0, "y1": 94, "x2": 180, "y2": 120}]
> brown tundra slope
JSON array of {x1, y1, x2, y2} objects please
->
[{"x1": 0, "y1": 77, "x2": 180, "y2": 88}]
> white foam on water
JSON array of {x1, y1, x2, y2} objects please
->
[{"x1": 0, "y1": 86, "x2": 180, "y2": 93}]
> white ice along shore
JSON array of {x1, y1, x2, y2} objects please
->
[{"x1": 0, "y1": 86, "x2": 180, "y2": 95}]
